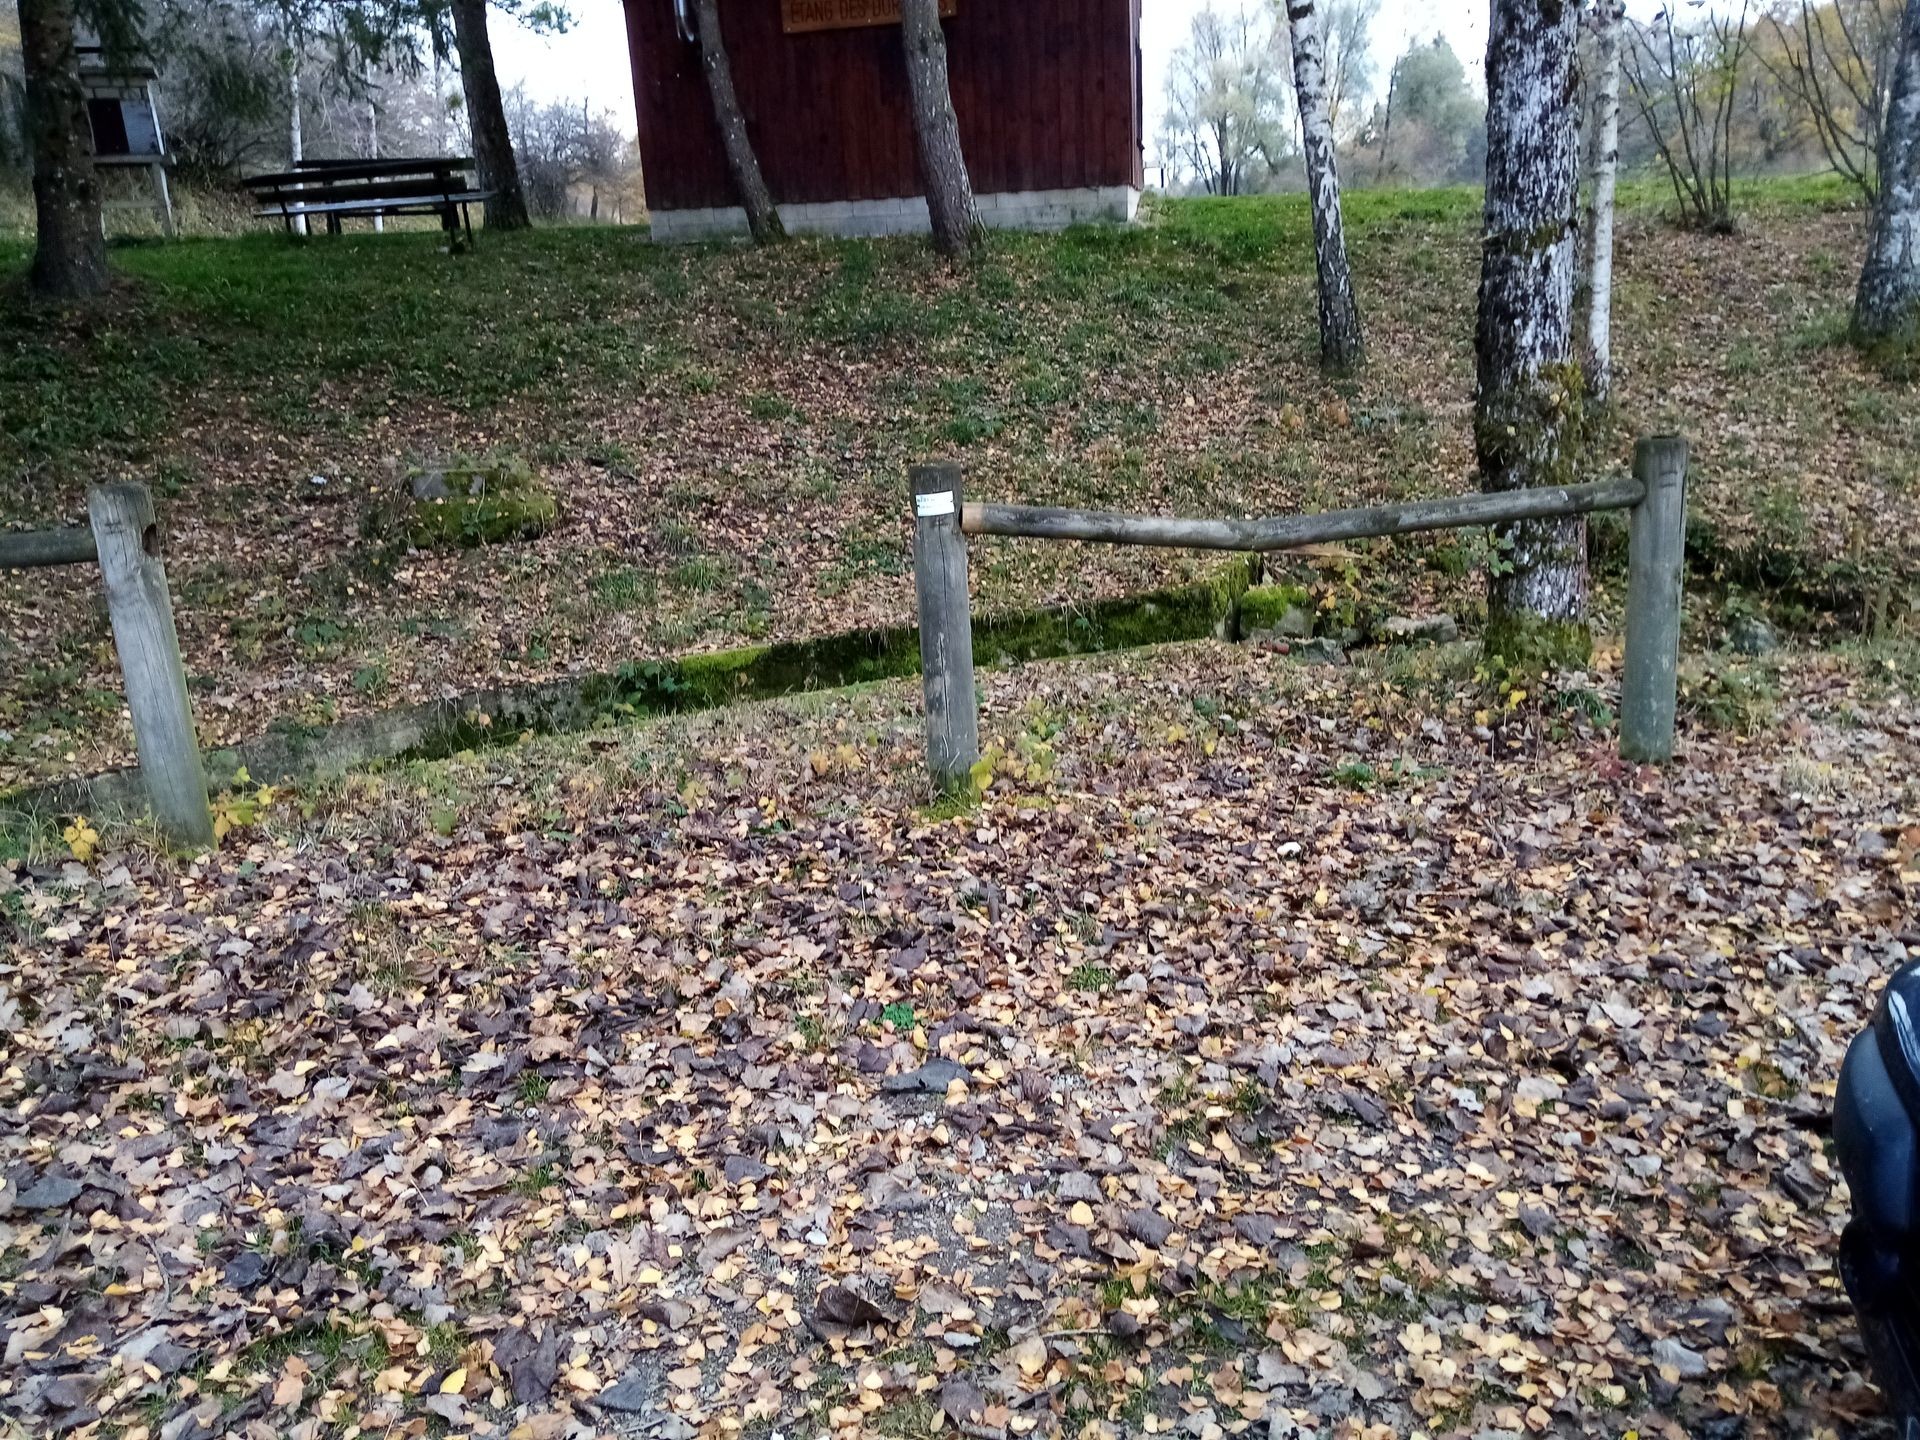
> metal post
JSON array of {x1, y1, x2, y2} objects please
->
[
  {"x1": 87, "y1": 483, "x2": 215, "y2": 848},
  {"x1": 910, "y1": 462, "x2": 979, "y2": 791},
  {"x1": 1620, "y1": 435, "x2": 1689, "y2": 764}
]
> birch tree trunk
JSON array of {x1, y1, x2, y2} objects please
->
[
  {"x1": 21, "y1": 0, "x2": 109, "y2": 300},
  {"x1": 1855, "y1": 0, "x2": 1920, "y2": 344},
  {"x1": 1581, "y1": 0, "x2": 1623, "y2": 403},
  {"x1": 1477, "y1": 0, "x2": 1589, "y2": 668},
  {"x1": 900, "y1": 0, "x2": 981, "y2": 259},
  {"x1": 1285, "y1": 0, "x2": 1366, "y2": 372},
  {"x1": 689, "y1": 0, "x2": 783, "y2": 243},
  {"x1": 288, "y1": 60, "x2": 308, "y2": 237},
  {"x1": 450, "y1": 0, "x2": 531, "y2": 232}
]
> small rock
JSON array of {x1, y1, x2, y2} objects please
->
[
  {"x1": 1290, "y1": 638, "x2": 1347, "y2": 666},
  {"x1": 1057, "y1": 1171, "x2": 1101, "y2": 1203},
  {"x1": 596, "y1": 1367, "x2": 657, "y2": 1413},
  {"x1": 941, "y1": 1377, "x2": 994, "y2": 1432},
  {"x1": 15, "y1": 1174, "x2": 83, "y2": 1210},
  {"x1": 722, "y1": 1154, "x2": 772, "y2": 1186},
  {"x1": 814, "y1": 1278, "x2": 904, "y2": 1327},
  {"x1": 880, "y1": 1058, "x2": 972, "y2": 1094},
  {"x1": 1124, "y1": 1209, "x2": 1174, "y2": 1248},
  {"x1": 1234, "y1": 1213, "x2": 1279, "y2": 1248},
  {"x1": 1382, "y1": 614, "x2": 1459, "y2": 644},
  {"x1": 1651, "y1": 1337, "x2": 1710, "y2": 1379},
  {"x1": 223, "y1": 1251, "x2": 270, "y2": 1289},
  {"x1": 1105, "y1": 1308, "x2": 1145, "y2": 1341},
  {"x1": 1726, "y1": 615, "x2": 1778, "y2": 657},
  {"x1": 1515, "y1": 1075, "x2": 1564, "y2": 1105}
]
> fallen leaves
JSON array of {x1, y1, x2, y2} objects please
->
[{"x1": 0, "y1": 637, "x2": 1912, "y2": 1440}]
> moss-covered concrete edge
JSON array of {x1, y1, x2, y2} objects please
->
[{"x1": 3, "y1": 562, "x2": 1256, "y2": 825}]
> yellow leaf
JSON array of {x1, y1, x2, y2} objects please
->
[
  {"x1": 63, "y1": 818, "x2": 100, "y2": 863},
  {"x1": 439, "y1": 1367, "x2": 467, "y2": 1395}
]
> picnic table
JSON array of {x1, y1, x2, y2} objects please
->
[{"x1": 242, "y1": 157, "x2": 491, "y2": 242}]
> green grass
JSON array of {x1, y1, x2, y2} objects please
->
[{"x1": 1, "y1": 172, "x2": 1910, "y2": 795}]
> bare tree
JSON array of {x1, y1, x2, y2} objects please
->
[
  {"x1": 1284, "y1": 0, "x2": 1365, "y2": 371},
  {"x1": 1624, "y1": 1, "x2": 1753, "y2": 232},
  {"x1": 1855, "y1": 0, "x2": 1920, "y2": 342},
  {"x1": 449, "y1": 0, "x2": 529, "y2": 229},
  {"x1": 900, "y1": 0, "x2": 978, "y2": 257},
  {"x1": 686, "y1": 0, "x2": 780, "y2": 241},
  {"x1": 1478, "y1": 0, "x2": 1588, "y2": 666},
  {"x1": 20, "y1": 0, "x2": 108, "y2": 298},
  {"x1": 1582, "y1": 0, "x2": 1624, "y2": 402},
  {"x1": 1760, "y1": 0, "x2": 1902, "y2": 201},
  {"x1": 1321, "y1": 0, "x2": 1379, "y2": 135},
  {"x1": 1161, "y1": 5, "x2": 1292, "y2": 195}
]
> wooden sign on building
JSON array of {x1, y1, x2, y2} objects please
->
[{"x1": 781, "y1": 0, "x2": 954, "y2": 33}]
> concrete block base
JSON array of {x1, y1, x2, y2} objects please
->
[{"x1": 649, "y1": 186, "x2": 1141, "y2": 242}]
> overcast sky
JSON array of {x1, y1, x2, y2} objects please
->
[{"x1": 489, "y1": 0, "x2": 1497, "y2": 145}]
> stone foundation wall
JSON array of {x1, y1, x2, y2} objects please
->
[{"x1": 649, "y1": 186, "x2": 1142, "y2": 242}]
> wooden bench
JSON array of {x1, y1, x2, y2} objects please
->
[{"x1": 242, "y1": 157, "x2": 491, "y2": 242}]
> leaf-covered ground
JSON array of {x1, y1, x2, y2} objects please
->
[
  {"x1": 4, "y1": 634, "x2": 1916, "y2": 1439},
  {"x1": 3, "y1": 179, "x2": 1916, "y2": 790}
]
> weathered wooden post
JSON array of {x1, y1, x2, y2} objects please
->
[
  {"x1": 910, "y1": 462, "x2": 979, "y2": 791},
  {"x1": 87, "y1": 483, "x2": 215, "y2": 848},
  {"x1": 1620, "y1": 434, "x2": 1689, "y2": 764}
]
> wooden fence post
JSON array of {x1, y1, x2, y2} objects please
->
[
  {"x1": 910, "y1": 462, "x2": 979, "y2": 791},
  {"x1": 87, "y1": 483, "x2": 215, "y2": 848},
  {"x1": 1620, "y1": 435, "x2": 1689, "y2": 765}
]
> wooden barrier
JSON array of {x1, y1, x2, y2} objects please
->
[
  {"x1": 4, "y1": 486, "x2": 214, "y2": 847},
  {"x1": 0, "y1": 528, "x2": 97, "y2": 569},
  {"x1": 910, "y1": 462, "x2": 979, "y2": 792},
  {"x1": 1620, "y1": 436, "x2": 1690, "y2": 763},
  {"x1": 910, "y1": 437, "x2": 1690, "y2": 785}
]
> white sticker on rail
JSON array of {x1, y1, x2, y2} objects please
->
[{"x1": 915, "y1": 491, "x2": 956, "y2": 518}]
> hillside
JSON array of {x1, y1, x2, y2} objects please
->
[{"x1": 1, "y1": 179, "x2": 1914, "y2": 791}]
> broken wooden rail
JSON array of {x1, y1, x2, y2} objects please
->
[
  {"x1": 911, "y1": 435, "x2": 1689, "y2": 790},
  {"x1": 2, "y1": 485, "x2": 214, "y2": 847}
]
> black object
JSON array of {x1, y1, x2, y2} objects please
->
[{"x1": 1835, "y1": 961, "x2": 1920, "y2": 1439}]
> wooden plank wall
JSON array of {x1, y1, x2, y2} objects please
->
[{"x1": 624, "y1": 0, "x2": 1144, "y2": 212}]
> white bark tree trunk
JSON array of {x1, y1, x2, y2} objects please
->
[
  {"x1": 1856, "y1": 0, "x2": 1920, "y2": 342},
  {"x1": 1581, "y1": 0, "x2": 1623, "y2": 402},
  {"x1": 901, "y1": 0, "x2": 981, "y2": 259},
  {"x1": 689, "y1": 0, "x2": 783, "y2": 243},
  {"x1": 1285, "y1": 0, "x2": 1366, "y2": 372},
  {"x1": 289, "y1": 61, "x2": 307, "y2": 237},
  {"x1": 1478, "y1": 0, "x2": 1589, "y2": 665}
]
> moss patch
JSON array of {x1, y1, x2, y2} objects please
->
[
  {"x1": 1238, "y1": 583, "x2": 1315, "y2": 637},
  {"x1": 1855, "y1": 310, "x2": 1920, "y2": 384},
  {"x1": 409, "y1": 566, "x2": 1251, "y2": 764},
  {"x1": 367, "y1": 454, "x2": 560, "y2": 550},
  {"x1": 1481, "y1": 611, "x2": 1594, "y2": 673},
  {"x1": 976, "y1": 567, "x2": 1250, "y2": 664}
]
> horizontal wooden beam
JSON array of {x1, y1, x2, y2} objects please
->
[
  {"x1": 0, "y1": 528, "x2": 98, "y2": 570},
  {"x1": 960, "y1": 476, "x2": 1646, "y2": 553}
]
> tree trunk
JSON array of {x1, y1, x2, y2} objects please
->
[
  {"x1": 688, "y1": 0, "x2": 782, "y2": 242},
  {"x1": 1285, "y1": 0, "x2": 1366, "y2": 373},
  {"x1": 450, "y1": 0, "x2": 530, "y2": 231},
  {"x1": 1856, "y1": 0, "x2": 1920, "y2": 343},
  {"x1": 900, "y1": 0, "x2": 980, "y2": 259},
  {"x1": 20, "y1": 0, "x2": 109, "y2": 300},
  {"x1": 1581, "y1": 0, "x2": 1623, "y2": 402},
  {"x1": 1477, "y1": 0, "x2": 1589, "y2": 668}
]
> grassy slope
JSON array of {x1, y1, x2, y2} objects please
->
[{"x1": 0, "y1": 176, "x2": 1913, "y2": 787}]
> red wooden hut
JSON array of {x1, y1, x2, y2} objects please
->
[{"x1": 622, "y1": 0, "x2": 1144, "y2": 240}]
